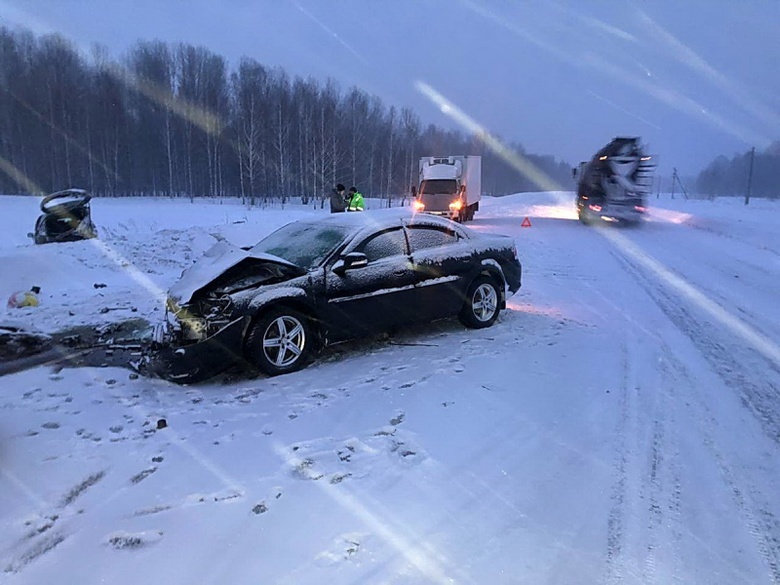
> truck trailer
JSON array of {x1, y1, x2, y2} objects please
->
[
  {"x1": 574, "y1": 137, "x2": 655, "y2": 225},
  {"x1": 412, "y1": 155, "x2": 481, "y2": 222}
]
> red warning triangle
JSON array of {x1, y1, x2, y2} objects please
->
[{"x1": 521, "y1": 216, "x2": 532, "y2": 227}]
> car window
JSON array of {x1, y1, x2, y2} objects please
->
[
  {"x1": 406, "y1": 225, "x2": 459, "y2": 252},
  {"x1": 355, "y1": 228, "x2": 407, "y2": 262}
]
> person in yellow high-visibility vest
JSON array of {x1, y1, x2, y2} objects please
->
[{"x1": 346, "y1": 187, "x2": 364, "y2": 212}]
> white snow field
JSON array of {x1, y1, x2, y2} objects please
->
[{"x1": 1, "y1": 192, "x2": 779, "y2": 584}]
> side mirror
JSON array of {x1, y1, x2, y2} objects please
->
[
  {"x1": 27, "y1": 232, "x2": 34, "y2": 239},
  {"x1": 333, "y1": 252, "x2": 368, "y2": 276}
]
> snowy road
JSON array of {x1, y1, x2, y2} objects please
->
[
  {"x1": 1, "y1": 193, "x2": 779, "y2": 584},
  {"x1": 473, "y1": 194, "x2": 780, "y2": 584}
]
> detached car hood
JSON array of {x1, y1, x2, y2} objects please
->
[{"x1": 169, "y1": 241, "x2": 302, "y2": 304}]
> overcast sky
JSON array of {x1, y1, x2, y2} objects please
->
[{"x1": 2, "y1": 0, "x2": 779, "y2": 177}]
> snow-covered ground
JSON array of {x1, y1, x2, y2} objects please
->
[{"x1": 1, "y1": 192, "x2": 779, "y2": 584}]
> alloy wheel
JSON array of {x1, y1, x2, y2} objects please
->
[
  {"x1": 471, "y1": 283, "x2": 498, "y2": 322},
  {"x1": 262, "y1": 315, "x2": 306, "y2": 367}
]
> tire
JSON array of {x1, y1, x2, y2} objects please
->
[
  {"x1": 459, "y1": 276, "x2": 501, "y2": 329},
  {"x1": 578, "y1": 209, "x2": 591, "y2": 225},
  {"x1": 245, "y1": 307, "x2": 314, "y2": 376}
]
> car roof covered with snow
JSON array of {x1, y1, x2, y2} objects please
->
[{"x1": 289, "y1": 207, "x2": 474, "y2": 237}]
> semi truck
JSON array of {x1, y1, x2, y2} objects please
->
[
  {"x1": 574, "y1": 137, "x2": 655, "y2": 225},
  {"x1": 412, "y1": 155, "x2": 481, "y2": 222}
]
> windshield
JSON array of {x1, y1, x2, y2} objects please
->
[
  {"x1": 250, "y1": 222, "x2": 351, "y2": 269},
  {"x1": 419, "y1": 179, "x2": 458, "y2": 195}
]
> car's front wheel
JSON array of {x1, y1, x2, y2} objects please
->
[
  {"x1": 459, "y1": 276, "x2": 501, "y2": 329},
  {"x1": 245, "y1": 307, "x2": 314, "y2": 376}
]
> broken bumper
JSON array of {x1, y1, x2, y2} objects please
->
[{"x1": 151, "y1": 316, "x2": 249, "y2": 383}]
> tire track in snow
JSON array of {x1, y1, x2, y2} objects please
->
[
  {"x1": 602, "y1": 229, "x2": 780, "y2": 370},
  {"x1": 654, "y1": 346, "x2": 686, "y2": 585},
  {"x1": 581, "y1": 279, "x2": 686, "y2": 584},
  {"x1": 3, "y1": 470, "x2": 107, "y2": 574},
  {"x1": 644, "y1": 242, "x2": 780, "y2": 344},
  {"x1": 637, "y1": 376, "x2": 685, "y2": 585},
  {"x1": 661, "y1": 347, "x2": 780, "y2": 584},
  {"x1": 604, "y1": 335, "x2": 641, "y2": 585},
  {"x1": 680, "y1": 217, "x2": 780, "y2": 260},
  {"x1": 612, "y1": 247, "x2": 780, "y2": 445},
  {"x1": 617, "y1": 251, "x2": 780, "y2": 583},
  {"x1": 640, "y1": 417, "x2": 662, "y2": 585}
]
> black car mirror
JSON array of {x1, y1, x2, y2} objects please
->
[
  {"x1": 27, "y1": 232, "x2": 34, "y2": 239},
  {"x1": 333, "y1": 252, "x2": 368, "y2": 276}
]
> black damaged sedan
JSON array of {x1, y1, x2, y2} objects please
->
[{"x1": 154, "y1": 209, "x2": 521, "y2": 381}]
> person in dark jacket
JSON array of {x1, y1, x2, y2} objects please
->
[
  {"x1": 346, "y1": 187, "x2": 365, "y2": 212},
  {"x1": 330, "y1": 184, "x2": 347, "y2": 213}
]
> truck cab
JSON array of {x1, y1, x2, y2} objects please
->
[{"x1": 413, "y1": 155, "x2": 481, "y2": 222}]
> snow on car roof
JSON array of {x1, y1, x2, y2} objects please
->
[{"x1": 295, "y1": 208, "x2": 471, "y2": 234}]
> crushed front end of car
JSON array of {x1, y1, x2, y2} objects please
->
[
  {"x1": 150, "y1": 295, "x2": 252, "y2": 383},
  {"x1": 148, "y1": 241, "x2": 306, "y2": 383}
]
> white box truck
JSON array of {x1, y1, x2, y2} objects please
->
[{"x1": 412, "y1": 155, "x2": 481, "y2": 222}]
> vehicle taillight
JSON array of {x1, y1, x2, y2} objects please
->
[
  {"x1": 634, "y1": 205, "x2": 646, "y2": 212},
  {"x1": 412, "y1": 200, "x2": 425, "y2": 211},
  {"x1": 589, "y1": 204, "x2": 602, "y2": 212}
]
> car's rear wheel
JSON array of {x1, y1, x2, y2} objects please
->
[
  {"x1": 245, "y1": 307, "x2": 313, "y2": 376},
  {"x1": 459, "y1": 276, "x2": 501, "y2": 329}
]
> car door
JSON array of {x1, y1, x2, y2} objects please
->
[
  {"x1": 407, "y1": 224, "x2": 473, "y2": 321},
  {"x1": 323, "y1": 227, "x2": 417, "y2": 341}
]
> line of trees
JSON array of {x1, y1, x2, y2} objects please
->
[
  {"x1": 0, "y1": 26, "x2": 573, "y2": 203},
  {"x1": 696, "y1": 143, "x2": 780, "y2": 199}
]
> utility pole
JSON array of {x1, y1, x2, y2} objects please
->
[
  {"x1": 745, "y1": 146, "x2": 755, "y2": 205},
  {"x1": 671, "y1": 169, "x2": 676, "y2": 200},
  {"x1": 674, "y1": 169, "x2": 689, "y2": 200}
]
